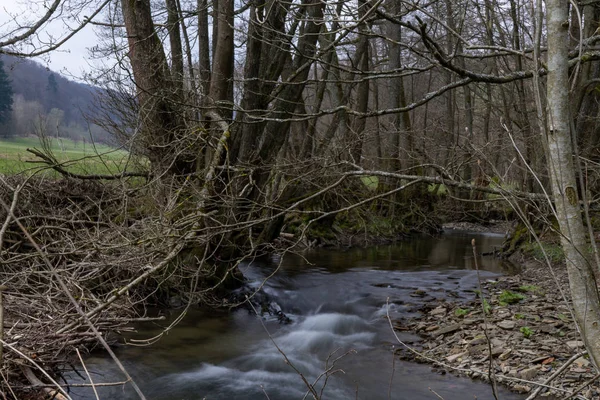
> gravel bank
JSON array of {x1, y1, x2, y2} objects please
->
[{"x1": 393, "y1": 256, "x2": 598, "y2": 399}]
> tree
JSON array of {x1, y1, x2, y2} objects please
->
[
  {"x1": 45, "y1": 72, "x2": 60, "y2": 111},
  {"x1": 0, "y1": 58, "x2": 13, "y2": 125},
  {"x1": 46, "y1": 73, "x2": 58, "y2": 94},
  {"x1": 544, "y1": 0, "x2": 600, "y2": 368}
]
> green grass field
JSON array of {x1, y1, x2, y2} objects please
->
[{"x1": 0, "y1": 136, "x2": 138, "y2": 176}]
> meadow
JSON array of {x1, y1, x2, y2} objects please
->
[{"x1": 0, "y1": 136, "x2": 137, "y2": 176}]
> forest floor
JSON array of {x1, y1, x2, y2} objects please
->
[{"x1": 392, "y1": 237, "x2": 598, "y2": 399}]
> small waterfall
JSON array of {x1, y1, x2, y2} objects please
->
[{"x1": 146, "y1": 312, "x2": 376, "y2": 400}]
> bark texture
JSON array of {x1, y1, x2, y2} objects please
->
[
  {"x1": 546, "y1": 0, "x2": 600, "y2": 368},
  {"x1": 121, "y1": 0, "x2": 187, "y2": 174}
]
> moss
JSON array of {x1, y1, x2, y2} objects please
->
[
  {"x1": 503, "y1": 224, "x2": 529, "y2": 254},
  {"x1": 520, "y1": 326, "x2": 534, "y2": 339},
  {"x1": 521, "y1": 242, "x2": 564, "y2": 263},
  {"x1": 518, "y1": 285, "x2": 544, "y2": 295},
  {"x1": 454, "y1": 308, "x2": 470, "y2": 317},
  {"x1": 498, "y1": 290, "x2": 526, "y2": 305}
]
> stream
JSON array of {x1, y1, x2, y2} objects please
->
[{"x1": 67, "y1": 231, "x2": 525, "y2": 399}]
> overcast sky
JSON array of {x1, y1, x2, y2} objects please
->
[{"x1": 0, "y1": 0, "x2": 101, "y2": 79}]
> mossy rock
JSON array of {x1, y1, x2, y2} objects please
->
[{"x1": 502, "y1": 224, "x2": 529, "y2": 255}]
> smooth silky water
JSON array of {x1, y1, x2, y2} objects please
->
[{"x1": 67, "y1": 231, "x2": 525, "y2": 399}]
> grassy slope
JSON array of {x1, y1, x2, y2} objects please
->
[{"x1": 0, "y1": 137, "x2": 137, "y2": 175}]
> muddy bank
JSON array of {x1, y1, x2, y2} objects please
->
[{"x1": 393, "y1": 255, "x2": 598, "y2": 399}]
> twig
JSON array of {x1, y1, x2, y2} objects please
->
[
  {"x1": 0, "y1": 369, "x2": 17, "y2": 400},
  {"x1": 1, "y1": 341, "x2": 70, "y2": 399},
  {"x1": 0, "y1": 286, "x2": 6, "y2": 365},
  {"x1": 26, "y1": 148, "x2": 149, "y2": 180},
  {"x1": 56, "y1": 239, "x2": 188, "y2": 334},
  {"x1": 76, "y1": 348, "x2": 99, "y2": 400},
  {"x1": 246, "y1": 298, "x2": 320, "y2": 399},
  {"x1": 388, "y1": 347, "x2": 395, "y2": 400},
  {"x1": 260, "y1": 384, "x2": 271, "y2": 400},
  {"x1": 429, "y1": 387, "x2": 445, "y2": 399},
  {"x1": 21, "y1": 366, "x2": 69, "y2": 400},
  {"x1": 472, "y1": 239, "x2": 499, "y2": 400},
  {"x1": 0, "y1": 198, "x2": 148, "y2": 400},
  {"x1": 311, "y1": 348, "x2": 353, "y2": 400},
  {"x1": 0, "y1": 183, "x2": 22, "y2": 253},
  {"x1": 526, "y1": 351, "x2": 588, "y2": 400},
  {"x1": 564, "y1": 372, "x2": 600, "y2": 399}
]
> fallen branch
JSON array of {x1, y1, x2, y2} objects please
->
[
  {"x1": 526, "y1": 351, "x2": 588, "y2": 400},
  {"x1": 21, "y1": 366, "x2": 69, "y2": 400},
  {"x1": 27, "y1": 148, "x2": 149, "y2": 180}
]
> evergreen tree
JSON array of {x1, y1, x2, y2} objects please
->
[
  {"x1": 0, "y1": 58, "x2": 13, "y2": 124},
  {"x1": 45, "y1": 73, "x2": 60, "y2": 111},
  {"x1": 46, "y1": 73, "x2": 58, "y2": 94}
]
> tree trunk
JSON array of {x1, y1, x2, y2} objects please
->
[
  {"x1": 546, "y1": 0, "x2": 600, "y2": 368},
  {"x1": 198, "y1": 0, "x2": 211, "y2": 96},
  {"x1": 387, "y1": 2, "x2": 412, "y2": 172},
  {"x1": 349, "y1": 44, "x2": 368, "y2": 164},
  {"x1": 229, "y1": 0, "x2": 294, "y2": 163},
  {"x1": 209, "y1": 0, "x2": 234, "y2": 117},
  {"x1": 165, "y1": 0, "x2": 184, "y2": 97},
  {"x1": 255, "y1": 0, "x2": 324, "y2": 166},
  {"x1": 121, "y1": 0, "x2": 187, "y2": 174},
  {"x1": 443, "y1": 0, "x2": 455, "y2": 165}
]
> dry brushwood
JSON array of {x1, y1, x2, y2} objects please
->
[{"x1": 0, "y1": 175, "x2": 229, "y2": 398}]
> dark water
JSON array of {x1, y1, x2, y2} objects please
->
[{"x1": 67, "y1": 231, "x2": 524, "y2": 400}]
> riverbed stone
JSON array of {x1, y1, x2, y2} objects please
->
[
  {"x1": 574, "y1": 357, "x2": 591, "y2": 368},
  {"x1": 446, "y1": 351, "x2": 467, "y2": 362},
  {"x1": 392, "y1": 258, "x2": 600, "y2": 399},
  {"x1": 432, "y1": 323, "x2": 461, "y2": 337},
  {"x1": 497, "y1": 320, "x2": 516, "y2": 330},
  {"x1": 566, "y1": 340, "x2": 584, "y2": 349},
  {"x1": 491, "y1": 347, "x2": 504, "y2": 357},
  {"x1": 430, "y1": 306, "x2": 447, "y2": 316},
  {"x1": 513, "y1": 384, "x2": 531, "y2": 393},
  {"x1": 519, "y1": 367, "x2": 539, "y2": 380},
  {"x1": 498, "y1": 348, "x2": 512, "y2": 360},
  {"x1": 468, "y1": 344, "x2": 488, "y2": 355},
  {"x1": 469, "y1": 337, "x2": 487, "y2": 345}
]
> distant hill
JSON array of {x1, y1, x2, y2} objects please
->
[{"x1": 0, "y1": 55, "x2": 114, "y2": 145}]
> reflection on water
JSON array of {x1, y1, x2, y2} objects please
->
[
  {"x1": 67, "y1": 232, "x2": 524, "y2": 400},
  {"x1": 274, "y1": 230, "x2": 515, "y2": 274}
]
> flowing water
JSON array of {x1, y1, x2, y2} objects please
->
[{"x1": 68, "y1": 231, "x2": 525, "y2": 400}]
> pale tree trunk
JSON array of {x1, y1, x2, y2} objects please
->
[{"x1": 546, "y1": 0, "x2": 600, "y2": 368}]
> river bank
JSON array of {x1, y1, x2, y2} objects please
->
[{"x1": 393, "y1": 248, "x2": 598, "y2": 399}]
